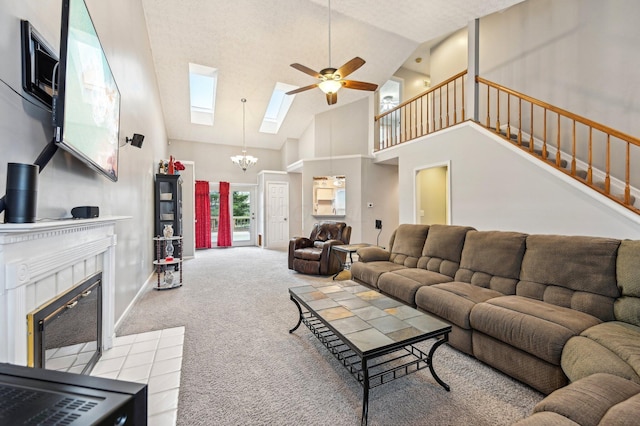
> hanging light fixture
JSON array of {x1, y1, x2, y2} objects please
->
[{"x1": 230, "y1": 98, "x2": 258, "y2": 171}]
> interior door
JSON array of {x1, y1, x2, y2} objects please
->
[{"x1": 266, "y1": 182, "x2": 289, "y2": 249}]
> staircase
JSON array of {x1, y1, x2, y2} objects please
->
[{"x1": 374, "y1": 72, "x2": 640, "y2": 215}]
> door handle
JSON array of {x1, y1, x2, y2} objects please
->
[{"x1": 284, "y1": 218, "x2": 287, "y2": 221}]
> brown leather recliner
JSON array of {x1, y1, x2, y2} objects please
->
[{"x1": 288, "y1": 222, "x2": 352, "y2": 275}]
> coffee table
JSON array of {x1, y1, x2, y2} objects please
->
[{"x1": 289, "y1": 280, "x2": 451, "y2": 425}]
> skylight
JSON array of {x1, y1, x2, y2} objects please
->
[
  {"x1": 189, "y1": 63, "x2": 218, "y2": 126},
  {"x1": 259, "y1": 82, "x2": 298, "y2": 134}
]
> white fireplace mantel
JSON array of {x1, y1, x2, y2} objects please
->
[{"x1": 0, "y1": 216, "x2": 129, "y2": 365}]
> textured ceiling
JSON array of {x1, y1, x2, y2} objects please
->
[{"x1": 140, "y1": 0, "x2": 523, "y2": 151}]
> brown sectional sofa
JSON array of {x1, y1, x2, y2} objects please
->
[{"x1": 351, "y1": 224, "x2": 640, "y2": 422}]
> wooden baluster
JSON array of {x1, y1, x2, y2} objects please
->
[
  {"x1": 433, "y1": 88, "x2": 437, "y2": 132},
  {"x1": 529, "y1": 102, "x2": 534, "y2": 153},
  {"x1": 625, "y1": 142, "x2": 631, "y2": 204},
  {"x1": 517, "y1": 98, "x2": 522, "y2": 146},
  {"x1": 412, "y1": 101, "x2": 417, "y2": 139},
  {"x1": 542, "y1": 108, "x2": 547, "y2": 160},
  {"x1": 496, "y1": 88, "x2": 501, "y2": 133},
  {"x1": 439, "y1": 87, "x2": 443, "y2": 130},
  {"x1": 486, "y1": 84, "x2": 490, "y2": 128},
  {"x1": 507, "y1": 94, "x2": 511, "y2": 139},
  {"x1": 453, "y1": 81, "x2": 457, "y2": 124},
  {"x1": 446, "y1": 82, "x2": 450, "y2": 127},
  {"x1": 605, "y1": 134, "x2": 611, "y2": 193},
  {"x1": 587, "y1": 127, "x2": 593, "y2": 183},
  {"x1": 556, "y1": 113, "x2": 562, "y2": 167},
  {"x1": 461, "y1": 75, "x2": 465, "y2": 121},
  {"x1": 571, "y1": 120, "x2": 576, "y2": 174}
]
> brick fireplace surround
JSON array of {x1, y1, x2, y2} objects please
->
[{"x1": 0, "y1": 217, "x2": 127, "y2": 366}]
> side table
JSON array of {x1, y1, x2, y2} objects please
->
[{"x1": 331, "y1": 243, "x2": 371, "y2": 280}]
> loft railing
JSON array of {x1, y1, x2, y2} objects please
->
[
  {"x1": 374, "y1": 70, "x2": 467, "y2": 151},
  {"x1": 476, "y1": 76, "x2": 640, "y2": 214}
]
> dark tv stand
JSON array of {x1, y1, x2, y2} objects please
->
[{"x1": 0, "y1": 363, "x2": 147, "y2": 425}]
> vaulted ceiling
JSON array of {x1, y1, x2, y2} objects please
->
[{"x1": 140, "y1": 0, "x2": 523, "y2": 151}]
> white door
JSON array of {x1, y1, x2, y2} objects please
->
[
  {"x1": 266, "y1": 182, "x2": 289, "y2": 248},
  {"x1": 231, "y1": 186, "x2": 256, "y2": 246}
]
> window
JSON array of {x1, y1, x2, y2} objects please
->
[
  {"x1": 259, "y1": 82, "x2": 297, "y2": 134},
  {"x1": 189, "y1": 63, "x2": 218, "y2": 126}
]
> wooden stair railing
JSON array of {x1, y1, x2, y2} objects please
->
[
  {"x1": 374, "y1": 71, "x2": 467, "y2": 151},
  {"x1": 476, "y1": 76, "x2": 640, "y2": 214}
]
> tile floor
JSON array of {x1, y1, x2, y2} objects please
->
[{"x1": 90, "y1": 327, "x2": 185, "y2": 425}]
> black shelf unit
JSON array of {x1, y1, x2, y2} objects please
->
[{"x1": 154, "y1": 173, "x2": 182, "y2": 256}]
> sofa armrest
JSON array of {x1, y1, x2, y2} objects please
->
[{"x1": 357, "y1": 246, "x2": 391, "y2": 262}]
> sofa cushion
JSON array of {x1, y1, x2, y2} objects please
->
[
  {"x1": 517, "y1": 235, "x2": 620, "y2": 321},
  {"x1": 350, "y1": 261, "x2": 406, "y2": 289},
  {"x1": 516, "y1": 373, "x2": 640, "y2": 426},
  {"x1": 561, "y1": 321, "x2": 640, "y2": 385},
  {"x1": 311, "y1": 222, "x2": 347, "y2": 242},
  {"x1": 294, "y1": 247, "x2": 322, "y2": 261},
  {"x1": 470, "y1": 296, "x2": 601, "y2": 365},
  {"x1": 615, "y1": 240, "x2": 640, "y2": 327},
  {"x1": 454, "y1": 230, "x2": 527, "y2": 294},
  {"x1": 388, "y1": 224, "x2": 430, "y2": 267},
  {"x1": 377, "y1": 269, "x2": 453, "y2": 306},
  {"x1": 416, "y1": 224, "x2": 474, "y2": 276},
  {"x1": 415, "y1": 282, "x2": 503, "y2": 330}
]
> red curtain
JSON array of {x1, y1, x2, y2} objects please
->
[
  {"x1": 217, "y1": 181, "x2": 232, "y2": 247},
  {"x1": 195, "y1": 180, "x2": 211, "y2": 249}
]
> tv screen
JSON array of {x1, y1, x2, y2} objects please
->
[{"x1": 54, "y1": 0, "x2": 120, "y2": 182}]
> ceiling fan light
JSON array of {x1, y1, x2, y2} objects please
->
[{"x1": 318, "y1": 79, "x2": 343, "y2": 94}]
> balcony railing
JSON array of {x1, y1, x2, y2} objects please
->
[
  {"x1": 374, "y1": 70, "x2": 467, "y2": 151},
  {"x1": 210, "y1": 216, "x2": 250, "y2": 232},
  {"x1": 476, "y1": 76, "x2": 640, "y2": 214}
]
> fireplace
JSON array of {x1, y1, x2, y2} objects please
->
[
  {"x1": 27, "y1": 272, "x2": 102, "y2": 374},
  {"x1": 0, "y1": 217, "x2": 125, "y2": 367}
]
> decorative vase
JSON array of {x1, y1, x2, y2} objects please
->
[
  {"x1": 168, "y1": 156, "x2": 175, "y2": 174},
  {"x1": 163, "y1": 224, "x2": 174, "y2": 238}
]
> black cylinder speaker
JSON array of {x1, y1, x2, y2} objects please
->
[{"x1": 5, "y1": 163, "x2": 39, "y2": 223}]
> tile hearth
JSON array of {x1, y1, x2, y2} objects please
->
[{"x1": 90, "y1": 326, "x2": 185, "y2": 425}]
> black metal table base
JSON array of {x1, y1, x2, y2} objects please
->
[{"x1": 289, "y1": 296, "x2": 450, "y2": 425}]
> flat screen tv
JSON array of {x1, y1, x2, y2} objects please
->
[{"x1": 54, "y1": 0, "x2": 120, "y2": 182}]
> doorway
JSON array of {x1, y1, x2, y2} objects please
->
[
  {"x1": 210, "y1": 183, "x2": 257, "y2": 246},
  {"x1": 415, "y1": 163, "x2": 450, "y2": 225}
]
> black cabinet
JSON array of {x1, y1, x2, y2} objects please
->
[{"x1": 154, "y1": 174, "x2": 182, "y2": 238}]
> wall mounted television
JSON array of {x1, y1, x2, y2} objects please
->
[{"x1": 54, "y1": 0, "x2": 121, "y2": 182}]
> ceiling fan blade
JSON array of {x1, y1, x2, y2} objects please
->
[
  {"x1": 290, "y1": 63, "x2": 322, "y2": 79},
  {"x1": 326, "y1": 92, "x2": 337, "y2": 105},
  {"x1": 343, "y1": 80, "x2": 378, "y2": 91},
  {"x1": 286, "y1": 83, "x2": 319, "y2": 95},
  {"x1": 336, "y1": 57, "x2": 365, "y2": 79}
]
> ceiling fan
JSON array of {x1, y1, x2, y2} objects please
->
[{"x1": 286, "y1": 0, "x2": 378, "y2": 105}]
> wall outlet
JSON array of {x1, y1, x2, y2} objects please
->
[{"x1": 375, "y1": 219, "x2": 382, "y2": 229}]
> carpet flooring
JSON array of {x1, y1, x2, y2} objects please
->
[{"x1": 116, "y1": 247, "x2": 543, "y2": 425}]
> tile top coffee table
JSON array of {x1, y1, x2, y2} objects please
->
[{"x1": 288, "y1": 280, "x2": 451, "y2": 426}]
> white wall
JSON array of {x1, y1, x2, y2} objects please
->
[
  {"x1": 430, "y1": 28, "x2": 468, "y2": 86},
  {"x1": 479, "y1": 0, "x2": 640, "y2": 140},
  {"x1": 0, "y1": 0, "x2": 167, "y2": 322},
  {"x1": 167, "y1": 139, "x2": 282, "y2": 184},
  {"x1": 379, "y1": 122, "x2": 640, "y2": 239}
]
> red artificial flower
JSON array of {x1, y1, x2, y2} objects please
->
[{"x1": 174, "y1": 161, "x2": 186, "y2": 171}]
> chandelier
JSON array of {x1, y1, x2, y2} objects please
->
[{"x1": 230, "y1": 98, "x2": 258, "y2": 171}]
